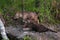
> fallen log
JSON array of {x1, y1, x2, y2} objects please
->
[{"x1": 23, "y1": 22, "x2": 57, "y2": 33}]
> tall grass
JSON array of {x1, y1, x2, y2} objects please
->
[{"x1": 0, "y1": 0, "x2": 60, "y2": 24}]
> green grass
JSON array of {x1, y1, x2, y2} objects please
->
[
  {"x1": 0, "y1": 0, "x2": 60, "y2": 24},
  {"x1": 23, "y1": 35, "x2": 32, "y2": 40}
]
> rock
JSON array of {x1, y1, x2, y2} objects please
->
[{"x1": 2, "y1": 25, "x2": 60, "y2": 40}]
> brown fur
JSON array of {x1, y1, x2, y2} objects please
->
[{"x1": 14, "y1": 12, "x2": 39, "y2": 25}]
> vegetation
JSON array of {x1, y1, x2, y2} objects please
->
[
  {"x1": 23, "y1": 35, "x2": 37, "y2": 40},
  {"x1": 0, "y1": 0, "x2": 60, "y2": 24},
  {"x1": 0, "y1": 0, "x2": 60, "y2": 40},
  {"x1": 23, "y1": 35, "x2": 32, "y2": 40}
]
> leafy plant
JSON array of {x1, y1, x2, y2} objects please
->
[{"x1": 23, "y1": 35, "x2": 32, "y2": 40}]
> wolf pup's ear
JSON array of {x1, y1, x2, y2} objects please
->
[{"x1": 14, "y1": 12, "x2": 20, "y2": 19}]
